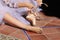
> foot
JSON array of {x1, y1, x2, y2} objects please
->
[{"x1": 26, "y1": 14, "x2": 36, "y2": 26}]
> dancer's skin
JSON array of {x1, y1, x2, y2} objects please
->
[
  {"x1": 0, "y1": 0, "x2": 43, "y2": 33},
  {"x1": 3, "y1": 13, "x2": 42, "y2": 33}
]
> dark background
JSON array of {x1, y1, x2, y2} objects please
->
[{"x1": 40, "y1": 0, "x2": 60, "y2": 18}]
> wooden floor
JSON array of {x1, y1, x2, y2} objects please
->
[{"x1": 0, "y1": 12, "x2": 60, "y2": 40}]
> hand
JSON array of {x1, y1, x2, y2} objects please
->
[
  {"x1": 36, "y1": 0, "x2": 42, "y2": 6},
  {"x1": 31, "y1": 27, "x2": 43, "y2": 34}
]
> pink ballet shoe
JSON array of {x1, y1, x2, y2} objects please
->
[{"x1": 26, "y1": 14, "x2": 36, "y2": 26}]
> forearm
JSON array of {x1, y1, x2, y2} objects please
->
[
  {"x1": 3, "y1": 13, "x2": 42, "y2": 33},
  {"x1": 3, "y1": 13, "x2": 32, "y2": 30},
  {"x1": 17, "y1": 3, "x2": 34, "y2": 9}
]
